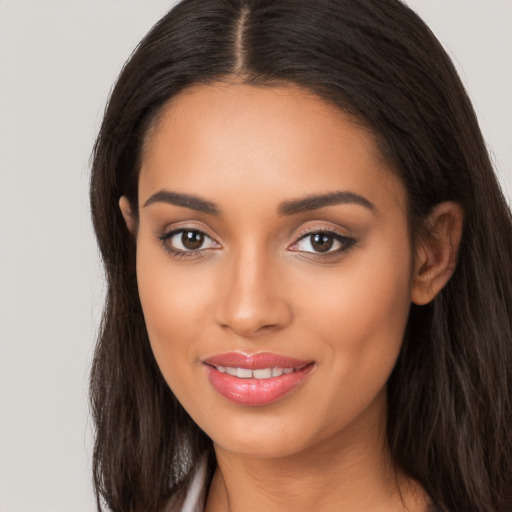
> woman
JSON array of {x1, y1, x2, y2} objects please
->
[{"x1": 89, "y1": 0, "x2": 512, "y2": 511}]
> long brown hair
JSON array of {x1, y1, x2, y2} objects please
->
[{"x1": 90, "y1": 1, "x2": 512, "y2": 510}]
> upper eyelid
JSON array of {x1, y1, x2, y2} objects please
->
[
  {"x1": 292, "y1": 224, "x2": 351, "y2": 242},
  {"x1": 157, "y1": 223, "x2": 353, "y2": 248},
  {"x1": 159, "y1": 224, "x2": 218, "y2": 242},
  {"x1": 297, "y1": 228, "x2": 346, "y2": 238},
  {"x1": 158, "y1": 228, "x2": 220, "y2": 258},
  {"x1": 288, "y1": 224, "x2": 356, "y2": 254},
  {"x1": 290, "y1": 231, "x2": 354, "y2": 250}
]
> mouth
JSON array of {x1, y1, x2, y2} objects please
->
[
  {"x1": 212, "y1": 366, "x2": 303, "y2": 378},
  {"x1": 203, "y1": 352, "x2": 315, "y2": 406}
]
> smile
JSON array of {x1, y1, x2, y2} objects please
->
[
  {"x1": 203, "y1": 352, "x2": 315, "y2": 406},
  {"x1": 215, "y1": 366, "x2": 299, "y2": 378}
]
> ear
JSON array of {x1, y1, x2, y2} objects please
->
[
  {"x1": 411, "y1": 201, "x2": 464, "y2": 305},
  {"x1": 119, "y1": 196, "x2": 137, "y2": 235}
]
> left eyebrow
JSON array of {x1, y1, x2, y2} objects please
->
[{"x1": 277, "y1": 191, "x2": 376, "y2": 216}]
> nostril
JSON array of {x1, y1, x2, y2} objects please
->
[{"x1": 217, "y1": 310, "x2": 292, "y2": 338}]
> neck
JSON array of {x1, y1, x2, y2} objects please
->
[{"x1": 205, "y1": 394, "x2": 428, "y2": 512}]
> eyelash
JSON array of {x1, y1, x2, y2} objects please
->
[
  {"x1": 291, "y1": 228, "x2": 356, "y2": 259},
  {"x1": 157, "y1": 227, "x2": 219, "y2": 260},
  {"x1": 157, "y1": 227, "x2": 356, "y2": 261}
]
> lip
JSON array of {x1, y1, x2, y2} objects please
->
[{"x1": 203, "y1": 352, "x2": 315, "y2": 407}]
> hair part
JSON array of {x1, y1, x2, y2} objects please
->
[{"x1": 90, "y1": 1, "x2": 512, "y2": 510}]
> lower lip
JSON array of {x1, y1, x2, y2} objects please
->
[{"x1": 205, "y1": 364, "x2": 314, "y2": 406}]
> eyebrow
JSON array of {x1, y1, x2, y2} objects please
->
[
  {"x1": 143, "y1": 190, "x2": 221, "y2": 215},
  {"x1": 143, "y1": 189, "x2": 375, "y2": 216},
  {"x1": 277, "y1": 191, "x2": 375, "y2": 216}
]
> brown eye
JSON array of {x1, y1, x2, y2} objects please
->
[
  {"x1": 181, "y1": 230, "x2": 204, "y2": 250},
  {"x1": 161, "y1": 229, "x2": 218, "y2": 253},
  {"x1": 310, "y1": 233, "x2": 334, "y2": 253},
  {"x1": 292, "y1": 231, "x2": 355, "y2": 256}
]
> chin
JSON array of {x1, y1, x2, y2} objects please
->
[{"x1": 213, "y1": 430, "x2": 309, "y2": 459}]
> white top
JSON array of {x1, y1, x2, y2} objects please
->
[
  {"x1": 167, "y1": 455, "x2": 208, "y2": 512},
  {"x1": 167, "y1": 455, "x2": 442, "y2": 512}
]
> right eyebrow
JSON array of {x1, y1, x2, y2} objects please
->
[{"x1": 143, "y1": 190, "x2": 221, "y2": 216}]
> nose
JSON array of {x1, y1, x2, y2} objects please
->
[{"x1": 215, "y1": 247, "x2": 293, "y2": 338}]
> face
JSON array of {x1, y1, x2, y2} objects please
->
[{"x1": 130, "y1": 83, "x2": 415, "y2": 458}]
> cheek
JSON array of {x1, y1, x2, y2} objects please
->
[
  {"x1": 322, "y1": 251, "x2": 411, "y2": 349},
  {"x1": 322, "y1": 242, "x2": 411, "y2": 357},
  {"x1": 135, "y1": 235, "x2": 214, "y2": 379},
  {"x1": 295, "y1": 229, "x2": 413, "y2": 425}
]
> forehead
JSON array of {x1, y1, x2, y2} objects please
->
[{"x1": 139, "y1": 83, "x2": 406, "y2": 215}]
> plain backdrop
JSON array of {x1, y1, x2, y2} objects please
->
[{"x1": 0, "y1": 1, "x2": 510, "y2": 511}]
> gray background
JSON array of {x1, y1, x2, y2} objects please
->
[{"x1": 0, "y1": 1, "x2": 510, "y2": 511}]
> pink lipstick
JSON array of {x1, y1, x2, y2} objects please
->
[{"x1": 203, "y1": 352, "x2": 314, "y2": 406}]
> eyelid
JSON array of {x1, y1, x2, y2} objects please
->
[
  {"x1": 287, "y1": 224, "x2": 356, "y2": 256},
  {"x1": 156, "y1": 221, "x2": 356, "y2": 260},
  {"x1": 289, "y1": 223, "x2": 351, "y2": 246},
  {"x1": 158, "y1": 222, "x2": 220, "y2": 242},
  {"x1": 156, "y1": 223, "x2": 222, "y2": 258},
  {"x1": 168, "y1": 230, "x2": 217, "y2": 250}
]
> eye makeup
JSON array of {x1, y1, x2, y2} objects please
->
[
  {"x1": 156, "y1": 226, "x2": 221, "y2": 260},
  {"x1": 156, "y1": 222, "x2": 357, "y2": 263},
  {"x1": 287, "y1": 224, "x2": 357, "y2": 262}
]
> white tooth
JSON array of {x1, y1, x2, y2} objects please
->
[
  {"x1": 283, "y1": 368, "x2": 294, "y2": 374},
  {"x1": 237, "y1": 368, "x2": 253, "y2": 378},
  {"x1": 226, "y1": 367, "x2": 237, "y2": 376},
  {"x1": 253, "y1": 368, "x2": 272, "y2": 379},
  {"x1": 217, "y1": 366, "x2": 226, "y2": 373},
  {"x1": 271, "y1": 367, "x2": 284, "y2": 377}
]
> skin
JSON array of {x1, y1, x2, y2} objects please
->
[{"x1": 120, "y1": 83, "x2": 463, "y2": 512}]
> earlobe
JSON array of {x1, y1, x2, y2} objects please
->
[
  {"x1": 411, "y1": 201, "x2": 464, "y2": 305},
  {"x1": 119, "y1": 196, "x2": 137, "y2": 235}
]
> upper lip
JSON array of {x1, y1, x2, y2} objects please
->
[{"x1": 203, "y1": 352, "x2": 313, "y2": 370}]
